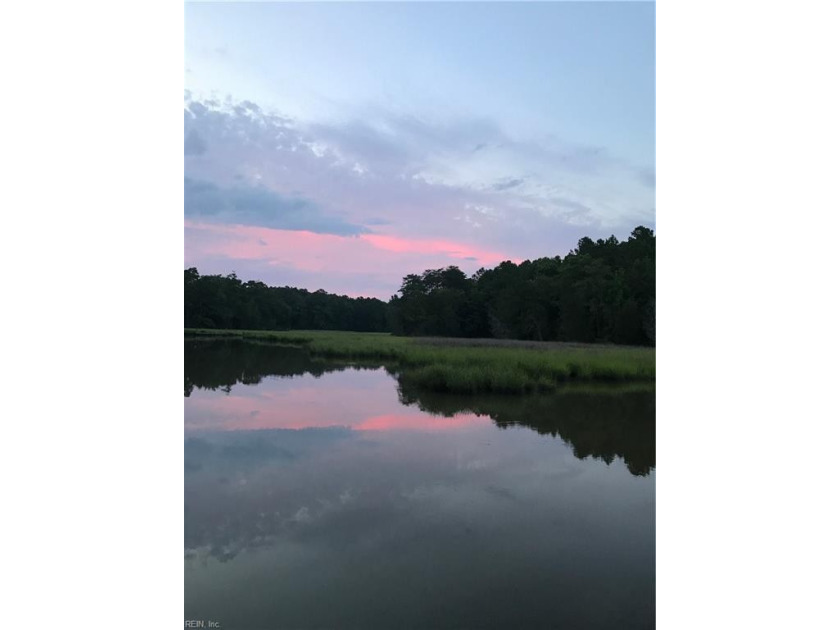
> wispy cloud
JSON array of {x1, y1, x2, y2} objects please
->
[
  {"x1": 184, "y1": 94, "x2": 654, "y2": 294},
  {"x1": 492, "y1": 177, "x2": 524, "y2": 191}
]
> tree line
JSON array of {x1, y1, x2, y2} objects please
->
[
  {"x1": 185, "y1": 225, "x2": 655, "y2": 345},
  {"x1": 388, "y1": 226, "x2": 654, "y2": 345},
  {"x1": 184, "y1": 268, "x2": 389, "y2": 332}
]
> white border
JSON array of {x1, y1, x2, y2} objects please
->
[{"x1": 3, "y1": 1, "x2": 839, "y2": 629}]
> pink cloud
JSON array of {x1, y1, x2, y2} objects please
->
[
  {"x1": 360, "y1": 233, "x2": 515, "y2": 266},
  {"x1": 185, "y1": 220, "x2": 520, "y2": 297}
]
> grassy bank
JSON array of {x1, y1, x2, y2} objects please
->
[{"x1": 184, "y1": 329, "x2": 655, "y2": 394}]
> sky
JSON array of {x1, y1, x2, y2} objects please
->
[{"x1": 184, "y1": 1, "x2": 655, "y2": 299}]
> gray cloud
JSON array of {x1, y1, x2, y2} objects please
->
[
  {"x1": 184, "y1": 177, "x2": 368, "y2": 236},
  {"x1": 637, "y1": 167, "x2": 655, "y2": 188},
  {"x1": 492, "y1": 178, "x2": 524, "y2": 191},
  {"x1": 188, "y1": 101, "x2": 209, "y2": 117},
  {"x1": 184, "y1": 129, "x2": 207, "y2": 156},
  {"x1": 553, "y1": 196, "x2": 594, "y2": 216}
]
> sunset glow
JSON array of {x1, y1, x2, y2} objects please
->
[{"x1": 184, "y1": 3, "x2": 654, "y2": 297}]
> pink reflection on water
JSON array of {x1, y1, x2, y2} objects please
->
[
  {"x1": 185, "y1": 374, "x2": 490, "y2": 433},
  {"x1": 356, "y1": 413, "x2": 488, "y2": 432}
]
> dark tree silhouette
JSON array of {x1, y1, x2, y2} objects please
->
[
  {"x1": 389, "y1": 227, "x2": 655, "y2": 345},
  {"x1": 184, "y1": 269, "x2": 389, "y2": 332},
  {"x1": 185, "y1": 226, "x2": 654, "y2": 346}
]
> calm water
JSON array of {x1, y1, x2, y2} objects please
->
[{"x1": 185, "y1": 339, "x2": 655, "y2": 629}]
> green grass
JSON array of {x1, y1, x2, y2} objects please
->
[{"x1": 185, "y1": 329, "x2": 655, "y2": 394}]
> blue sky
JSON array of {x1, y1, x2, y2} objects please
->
[{"x1": 185, "y1": 1, "x2": 655, "y2": 297}]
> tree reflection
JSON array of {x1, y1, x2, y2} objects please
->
[
  {"x1": 184, "y1": 339, "x2": 372, "y2": 397},
  {"x1": 186, "y1": 340, "x2": 655, "y2": 476},
  {"x1": 396, "y1": 381, "x2": 655, "y2": 476}
]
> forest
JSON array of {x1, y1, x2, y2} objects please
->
[
  {"x1": 185, "y1": 226, "x2": 655, "y2": 346},
  {"x1": 184, "y1": 267, "x2": 389, "y2": 332}
]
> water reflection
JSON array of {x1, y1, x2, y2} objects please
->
[
  {"x1": 398, "y1": 384, "x2": 655, "y2": 476},
  {"x1": 185, "y1": 339, "x2": 655, "y2": 475},
  {"x1": 184, "y1": 339, "x2": 655, "y2": 630},
  {"x1": 184, "y1": 338, "x2": 371, "y2": 397}
]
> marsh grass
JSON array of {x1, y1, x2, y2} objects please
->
[{"x1": 184, "y1": 329, "x2": 655, "y2": 394}]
